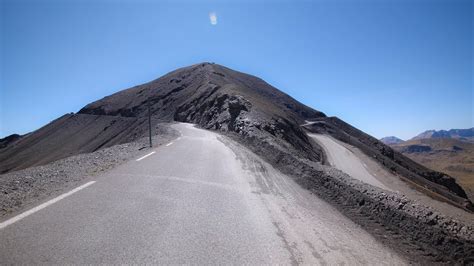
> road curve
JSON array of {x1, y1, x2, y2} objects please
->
[
  {"x1": 0, "y1": 123, "x2": 404, "y2": 264},
  {"x1": 310, "y1": 133, "x2": 390, "y2": 190}
]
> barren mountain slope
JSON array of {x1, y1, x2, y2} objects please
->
[
  {"x1": 0, "y1": 114, "x2": 156, "y2": 173},
  {"x1": 81, "y1": 63, "x2": 326, "y2": 159},
  {"x1": 1, "y1": 63, "x2": 326, "y2": 173}
]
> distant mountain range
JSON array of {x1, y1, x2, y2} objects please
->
[
  {"x1": 380, "y1": 128, "x2": 474, "y2": 145},
  {"x1": 381, "y1": 127, "x2": 474, "y2": 201},
  {"x1": 411, "y1": 128, "x2": 474, "y2": 142}
]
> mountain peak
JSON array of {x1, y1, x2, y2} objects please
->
[
  {"x1": 380, "y1": 136, "x2": 404, "y2": 145},
  {"x1": 78, "y1": 62, "x2": 326, "y2": 123}
]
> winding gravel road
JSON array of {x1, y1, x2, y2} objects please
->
[
  {"x1": 310, "y1": 133, "x2": 390, "y2": 190},
  {"x1": 0, "y1": 123, "x2": 404, "y2": 264}
]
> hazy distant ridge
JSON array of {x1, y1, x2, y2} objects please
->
[
  {"x1": 381, "y1": 127, "x2": 474, "y2": 144},
  {"x1": 411, "y1": 128, "x2": 474, "y2": 142}
]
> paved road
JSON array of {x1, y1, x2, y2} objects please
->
[
  {"x1": 0, "y1": 123, "x2": 404, "y2": 264},
  {"x1": 310, "y1": 133, "x2": 390, "y2": 190}
]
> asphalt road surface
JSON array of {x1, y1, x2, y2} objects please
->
[
  {"x1": 0, "y1": 123, "x2": 404, "y2": 264},
  {"x1": 310, "y1": 133, "x2": 390, "y2": 190}
]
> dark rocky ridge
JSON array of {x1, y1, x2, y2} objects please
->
[
  {"x1": 79, "y1": 62, "x2": 327, "y2": 163},
  {"x1": 399, "y1": 144, "x2": 432, "y2": 153},
  {"x1": 1, "y1": 63, "x2": 326, "y2": 174},
  {"x1": 0, "y1": 114, "x2": 158, "y2": 173},
  {"x1": 0, "y1": 134, "x2": 22, "y2": 149},
  {"x1": 79, "y1": 63, "x2": 324, "y2": 121}
]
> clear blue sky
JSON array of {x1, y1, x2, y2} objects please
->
[{"x1": 1, "y1": 0, "x2": 472, "y2": 140}]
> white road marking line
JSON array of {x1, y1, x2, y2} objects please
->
[
  {"x1": 166, "y1": 142, "x2": 173, "y2": 146},
  {"x1": 177, "y1": 137, "x2": 181, "y2": 141},
  {"x1": 0, "y1": 181, "x2": 96, "y2": 230},
  {"x1": 136, "y1": 151, "x2": 156, "y2": 161}
]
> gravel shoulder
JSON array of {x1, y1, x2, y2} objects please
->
[{"x1": 0, "y1": 123, "x2": 179, "y2": 219}]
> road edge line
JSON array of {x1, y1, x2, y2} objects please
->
[
  {"x1": 0, "y1": 181, "x2": 96, "y2": 230},
  {"x1": 136, "y1": 151, "x2": 156, "y2": 161}
]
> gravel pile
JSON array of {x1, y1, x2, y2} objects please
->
[{"x1": 0, "y1": 123, "x2": 179, "y2": 218}]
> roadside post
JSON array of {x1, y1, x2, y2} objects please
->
[{"x1": 148, "y1": 99, "x2": 152, "y2": 147}]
